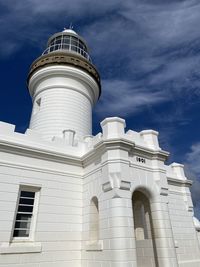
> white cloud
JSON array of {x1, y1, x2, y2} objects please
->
[
  {"x1": 2, "y1": 0, "x2": 200, "y2": 54},
  {"x1": 147, "y1": 55, "x2": 200, "y2": 98},
  {"x1": 120, "y1": 0, "x2": 200, "y2": 46},
  {"x1": 186, "y1": 143, "x2": 200, "y2": 174},
  {"x1": 80, "y1": 0, "x2": 200, "y2": 118},
  {"x1": 95, "y1": 79, "x2": 167, "y2": 117},
  {"x1": 1, "y1": 0, "x2": 200, "y2": 117}
]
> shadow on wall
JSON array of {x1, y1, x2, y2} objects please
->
[{"x1": 132, "y1": 191, "x2": 158, "y2": 267}]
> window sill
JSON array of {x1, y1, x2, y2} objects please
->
[
  {"x1": 0, "y1": 242, "x2": 42, "y2": 254},
  {"x1": 85, "y1": 240, "x2": 103, "y2": 251}
]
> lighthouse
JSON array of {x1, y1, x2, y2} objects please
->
[
  {"x1": 0, "y1": 28, "x2": 200, "y2": 267},
  {"x1": 27, "y1": 29, "x2": 101, "y2": 140}
]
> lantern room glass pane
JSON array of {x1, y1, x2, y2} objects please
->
[{"x1": 43, "y1": 33, "x2": 91, "y2": 61}]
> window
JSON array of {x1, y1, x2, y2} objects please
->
[
  {"x1": 42, "y1": 34, "x2": 91, "y2": 61},
  {"x1": 13, "y1": 187, "x2": 40, "y2": 240},
  {"x1": 33, "y1": 98, "x2": 41, "y2": 115}
]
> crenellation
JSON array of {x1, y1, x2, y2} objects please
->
[
  {"x1": 170, "y1": 163, "x2": 187, "y2": 180},
  {"x1": 140, "y1": 129, "x2": 160, "y2": 150},
  {"x1": 101, "y1": 117, "x2": 126, "y2": 139},
  {"x1": 0, "y1": 121, "x2": 16, "y2": 134}
]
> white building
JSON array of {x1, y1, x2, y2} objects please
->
[{"x1": 0, "y1": 29, "x2": 200, "y2": 267}]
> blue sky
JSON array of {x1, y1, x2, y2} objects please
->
[{"x1": 0, "y1": 0, "x2": 200, "y2": 218}]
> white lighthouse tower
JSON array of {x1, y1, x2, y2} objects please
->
[{"x1": 28, "y1": 29, "x2": 101, "y2": 140}]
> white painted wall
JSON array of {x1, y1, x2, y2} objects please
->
[
  {"x1": 0, "y1": 130, "x2": 83, "y2": 267},
  {"x1": 168, "y1": 185, "x2": 200, "y2": 266}
]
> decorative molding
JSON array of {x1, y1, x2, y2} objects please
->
[
  {"x1": 85, "y1": 240, "x2": 103, "y2": 251},
  {"x1": 134, "y1": 144, "x2": 169, "y2": 161},
  {"x1": 102, "y1": 180, "x2": 131, "y2": 192},
  {"x1": 94, "y1": 138, "x2": 135, "y2": 152},
  {"x1": 0, "y1": 140, "x2": 82, "y2": 167},
  {"x1": 174, "y1": 240, "x2": 179, "y2": 248},
  {"x1": 160, "y1": 187, "x2": 169, "y2": 196},
  {"x1": 167, "y1": 177, "x2": 193, "y2": 187},
  {"x1": 169, "y1": 190, "x2": 189, "y2": 196},
  {"x1": 187, "y1": 205, "x2": 194, "y2": 212},
  {"x1": 0, "y1": 132, "x2": 169, "y2": 170},
  {"x1": 102, "y1": 182, "x2": 112, "y2": 192},
  {"x1": 28, "y1": 51, "x2": 101, "y2": 93},
  {"x1": 0, "y1": 160, "x2": 82, "y2": 179},
  {"x1": 120, "y1": 180, "x2": 131, "y2": 191},
  {"x1": 0, "y1": 242, "x2": 42, "y2": 254},
  {"x1": 129, "y1": 162, "x2": 166, "y2": 173}
]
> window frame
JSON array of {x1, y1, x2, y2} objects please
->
[
  {"x1": 12, "y1": 186, "x2": 40, "y2": 242},
  {"x1": 33, "y1": 97, "x2": 41, "y2": 115}
]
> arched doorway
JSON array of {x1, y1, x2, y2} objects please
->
[{"x1": 132, "y1": 191, "x2": 158, "y2": 267}]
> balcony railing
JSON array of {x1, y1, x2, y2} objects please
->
[{"x1": 42, "y1": 44, "x2": 91, "y2": 62}]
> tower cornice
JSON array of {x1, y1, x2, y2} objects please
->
[
  {"x1": 27, "y1": 51, "x2": 101, "y2": 96},
  {"x1": 28, "y1": 65, "x2": 100, "y2": 105}
]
